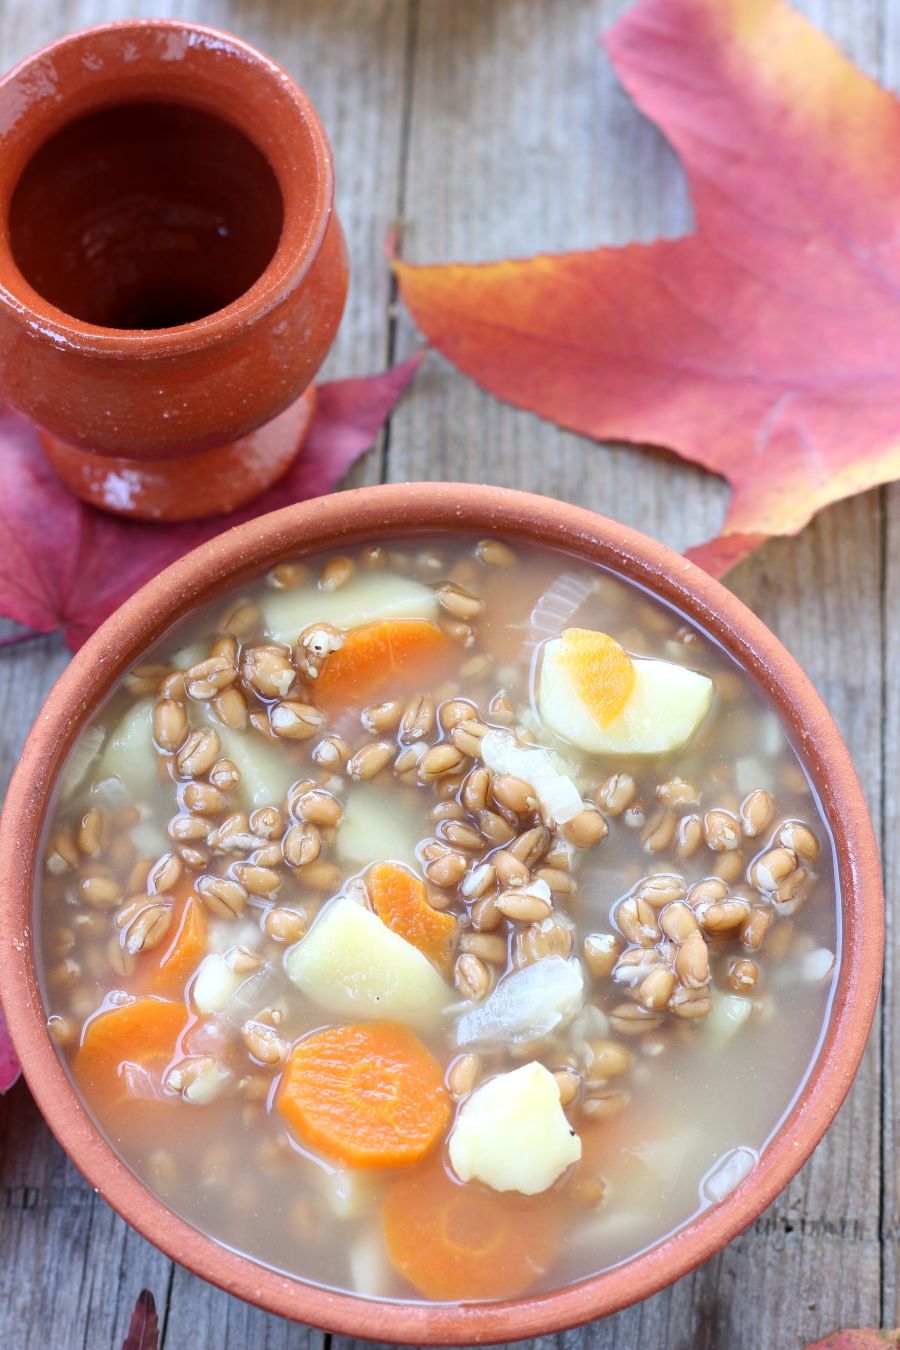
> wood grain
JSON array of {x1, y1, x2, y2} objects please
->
[{"x1": 0, "y1": 0, "x2": 892, "y2": 1346}]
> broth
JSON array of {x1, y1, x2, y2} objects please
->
[{"x1": 35, "y1": 536, "x2": 838, "y2": 1303}]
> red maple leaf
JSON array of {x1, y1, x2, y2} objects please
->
[
  {"x1": 804, "y1": 1334, "x2": 900, "y2": 1349},
  {"x1": 0, "y1": 353, "x2": 422, "y2": 652},
  {"x1": 121, "y1": 1290, "x2": 159, "y2": 1350},
  {"x1": 394, "y1": 0, "x2": 900, "y2": 574}
]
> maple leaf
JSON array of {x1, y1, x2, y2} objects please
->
[
  {"x1": 394, "y1": 0, "x2": 900, "y2": 575},
  {"x1": 121, "y1": 1290, "x2": 159, "y2": 1350},
  {"x1": 0, "y1": 353, "x2": 422, "y2": 652},
  {"x1": 804, "y1": 1333, "x2": 900, "y2": 1349},
  {"x1": 0, "y1": 1008, "x2": 20, "y2": 1093}
]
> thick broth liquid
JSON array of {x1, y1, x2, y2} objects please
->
[{"x1": 35, "y1": 537, "x2": 837, "y2": 1302}]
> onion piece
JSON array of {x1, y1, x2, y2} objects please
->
[
  {"x1": 701, "y1": 1146, "x2": 758, "y2": 1203},
  {"x1": 59, "y1": 726, "x2": 106, "y2": 801},
  {"x1": 523, "y1": 572, "x2": 596, "y2": 654},
  {"x1": 480, "y1": 728, "x2": 583, "y2": 824},
  {"x1": 456, "y1": 956, "x2": 585, "y2": 1047}
]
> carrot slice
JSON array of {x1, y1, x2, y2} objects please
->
[
  {"x1": 147, "y1": 893, "x2": 207, "y2": 995},
  {"x1": 313, "y1": 619, "x2": 452, "y2": 712},
  {"x1": 367, "y1": 862, "x2": 457, "y2": 974},
  {"x1": 73, "y1": 996, "x2": 187, "y2": 1105},
  {"x1": 557, "y1": 628, "x2": 636, "y2": 727},
  {"x1": 381, "y1": 1162, "x2": 562, "y2": 1301},
  {"x1": 277, "y1": 1023, "x2": 451, "y2": 1168}
]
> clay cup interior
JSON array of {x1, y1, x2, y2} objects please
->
[
  {"x1": 0, "y1": 484, "x2": 883, "y2": 1344},
  {"x1": 0, "y1": 20, "x2": 348, "y2": 462}
]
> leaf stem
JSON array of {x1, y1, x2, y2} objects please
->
[{"x1": 0, "y1": 627, "x2": 51, "y2": 651}]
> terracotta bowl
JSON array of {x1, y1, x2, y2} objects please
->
[{"x1": 0, "y1": 484, "x2": 882, "y2": 1344}]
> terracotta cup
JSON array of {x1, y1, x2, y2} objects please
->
[
  {"x1": 0, "y1": 485, "x2": 883, "y2": 1343},
  {"x1": 0, "y1": 20, "x2": 348, "y2": 520}
]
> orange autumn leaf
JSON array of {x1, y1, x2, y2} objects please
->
[
  {"x1": 395, "y1": 0, "x2": 900, "y2": 576},
  {"x1": 803, "y1": 1336, "x2": 900, "y2": 1350}
]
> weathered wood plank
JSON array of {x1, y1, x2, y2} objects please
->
[
  {"x1": 0, "y1": 0, "x2": 411, "y2": 1344},
  {"x1": 0, "y1": 0, "x2": 891, "y2": 1345},
  {"x1": 376, "y1": 1, "x2": 887, "y2": 1347},
  {"x1": 882, "y1": 476, "x2": 898, "y2": 1325}
]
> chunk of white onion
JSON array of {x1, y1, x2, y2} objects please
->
[
  {"x1": 457, "y1": 956, "x2": 585, "y2": 1047},
  {"x1": 701, "y1": 1146, "x2": 758, "y2": 1203}
]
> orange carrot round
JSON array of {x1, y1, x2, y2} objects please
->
[
  {"x1": 277, "y1": 1023, "x2": 451, "y2": 1168},
  {"x1": 147, "y1": 893, "x2": 207, "y2": 995},
  {"x1": 73, "y1": 996, "x2": 187, "y2": 1105},
  {"x1": 557, "y1": 627, "x2": 635, "y2": 726},
  {"x1": 381, "y1": 1162, "x2": 562, "y2": 1301},
  {"x1": 367, "y1": 862, "x2": 457, "y2": 974},
  {"x1": 313, "y1": 619, "x2": 452, "y2": 711}
]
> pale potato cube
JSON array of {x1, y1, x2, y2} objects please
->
[
  {"x1": 704, "y1": 993, "x2": 753, "y2": 1049},
  {"x1": 448, "y1": 1061, "x2": 581, "y2": 1195},
  {"x1": 284, "y1": 895, "x2": 449, "y2": 1028},
  {"x1": 183, "y1": 1061, "x2": 231, "y2": 1105},
  {"x1": 262, "y1": 572, "x2": 437, "y2": 645},
  {"x1": 215, "y1": 725, "x2": 299, "y2": 810},
  {"x1": 337, "y1": 786, "x2": 421, "y2": 869},
  {"x1": 540, "y1": 641, "x2": 713, "y2": 756},
  {"x1": 96, "y1": 700, "x2": 158, "y2": 800},
  {"x1": 192, "y1": 953, "x2": 254, "y2": 1015}
]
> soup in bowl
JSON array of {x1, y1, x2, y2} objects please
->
[{"x1": 0, "y1": 484, "x2": 881, "y2": 1342}]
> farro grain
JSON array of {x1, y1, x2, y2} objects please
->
[
  {"x1": 212, "y1": 686, "x2": 249, "y2": 731},
  {"x1": 319, "y1": 555, "x2": 355, "y2": 591},
  {"x1": 176, "y1": 727, "x2": 221, "y2": 777},
  {"x1": 196, "y1": 875, "x2": 248, "y2": 918},
  {"x1": 362, "y1": 699, "x2": 404, "y2": 733},
  {"x1": 438, "y1": 582, "x2": 484, "y2": 621},
  {"x1": 283, "y1": 822, "x2": 321, "y2": 868},
  {"x1": 154, "y1": 699, "x2": 188, "y2": 752},
  {"x1": 448, "y1": 1053, "x2": 482, "y2": 1097},
  {"x1": 349, "y1": 741, "x2": 395, "y2": 780},
  {"x1": 595, "y1": 773, "x2": 637, "y2": 817},
  {"x1": 231, "y1": 863, "x2": 280, "y2": 896},
  {"x1": 77, "y1": 875, "x2": 122, "y2": 909},
  {"x1": 270, "y1": 701, "x2": 325, "y2": 740},
  {"x1": 475, "y1": 538, "x2": 516, "y2": 567},
  {"x1": 455, "y1": 952, "x2": 491, "y2": 1001},
  {"x1": 583, "y1": 932, "x2": 623, "y2": 979},
  {"x1": 147, "y1": 852, "x2": 182, "y2": 895},
  {"x1": 470, "y1": 892, "x2": 503, "y2": 930},
  {"x1": 778, "y1": 821, "x2": 820, "y2": 862},
  {"x1": 740, "y1": 788, "x2": 775, "y2": 838}
]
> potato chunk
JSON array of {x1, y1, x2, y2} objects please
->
[
  {"x1": 214, "y1": 725, "x2": 299, "y2": 810},
  {"x1": 337, "y1": 787, "x2": 420, "y2": 869},
  {"x1": 96, "y1": 700, "x2": 158, "y2": 799},
  {"x1": 262, "y1": 573, "x2": 437, "y2": 645},
  {"x1": 540, "y1": 637, "x2": 713, "y2": 756},
  {"x1": 448, "y1": 1061, "x2": 581, "y2": 1195},
  {"x1": 284, "y1": 896, "x2": 449, "y2": 1028}
]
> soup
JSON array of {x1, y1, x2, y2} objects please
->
[{"x1": 36, "y1": 536, "x2": 838, "y2": 1303}]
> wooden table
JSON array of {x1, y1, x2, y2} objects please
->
[{"x1": 0, "y1": 1, "x2": 894, "y2": 1345}]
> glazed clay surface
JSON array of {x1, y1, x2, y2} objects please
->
[
  {"x1": 0, "y1": 20, "x2": 348, "y2": 518},
  {"x1": 0, "y1": 484, "x2": 882, "y2": 1344}
]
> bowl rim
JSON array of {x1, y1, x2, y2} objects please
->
[
  {"x1": 0, "y1": 18, "x2": 335, "y2": 356},
  {"x1": 0, "y1": 482, "x2": 883, "y2": 1344}
]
